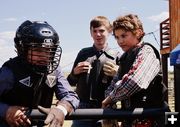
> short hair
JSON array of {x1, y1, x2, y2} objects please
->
[
  {"x1": 113, "y1": 14, "x2": 145, "y2": 41},
  {"x1": 90, "y1": 16, "x2": 112, "y2": 32}
]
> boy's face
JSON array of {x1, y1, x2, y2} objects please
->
[
  {"x1": 114, "y1": 29, "x2": 139, "y2": 52},
  {"x1": 27, "y1": 47, "x2": 52, "y2": 66},
  {"x1": 90, "y1": 25, "x2": 109, "y2": 50}
]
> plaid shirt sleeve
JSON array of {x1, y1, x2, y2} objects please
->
[{"x1": 107, "y1": 45, "x2": 160, "y2": 102}]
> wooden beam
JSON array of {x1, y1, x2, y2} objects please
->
[{"x1": 160, "y1": 47, "x2": 170, "y2": 54}]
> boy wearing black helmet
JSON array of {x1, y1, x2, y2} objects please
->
[{"x1": 0, "y1": 20, "x2": 79, "y2": 127}]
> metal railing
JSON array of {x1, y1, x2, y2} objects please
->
[{"x1": 29, "y1": 107, "x2": 168, "y2": 120}]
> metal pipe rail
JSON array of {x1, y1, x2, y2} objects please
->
[{"x1": 28, "y1": 108, "x2": 167, "y2": 120}]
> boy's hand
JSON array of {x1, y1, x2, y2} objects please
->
[
  {"x1": 5, "y1": 106, "x2": 31, "y2": 127},
  {"x1": 103, "y1": 61, "x2": 119, "y2": 77},
  {"x1": 38, "y1": 105, "x2": 66, "y2": 127}
]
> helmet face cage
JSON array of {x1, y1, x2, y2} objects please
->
[
  {"x1": 14, "y1": 20, "x2": 62, "y2": 74},
  {"x1": 27, "y1": 43, "x2": 62, "y2": 74}
]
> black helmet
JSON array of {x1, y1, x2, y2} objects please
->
[{"x1": 14, "y1": 20, "x2": 62, "y2": 74}]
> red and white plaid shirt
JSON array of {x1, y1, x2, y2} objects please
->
[{"x1": 105, "y1": 44, "x2": 160, "y2": 102}]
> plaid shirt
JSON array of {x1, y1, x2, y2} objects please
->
[{"x1": 105, "y1": 44, "x2": 160, "y2": 102}]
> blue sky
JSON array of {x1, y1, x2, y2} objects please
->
[{"x1": 0, "y1": 0, "x2": 170, "y2": 71}]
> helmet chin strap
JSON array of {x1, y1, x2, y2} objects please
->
[{"x1": 31, "y1": 62, "x2": 56, "y2": 74}]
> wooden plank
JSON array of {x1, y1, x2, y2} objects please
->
[{"x1": 160, "y1": 47, "x2": 170, "y2": 54}]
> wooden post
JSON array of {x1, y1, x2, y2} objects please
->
[
  {"x1": 169, "y1": 0, "x2": 180, "y2": 112},
  {"x1": 161, "y1": 54, "x2": 169, "y2": 102}
]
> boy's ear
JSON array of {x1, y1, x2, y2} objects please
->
[{"x1": 135, "y1": 29, "x2": 143, "y2": 38}]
